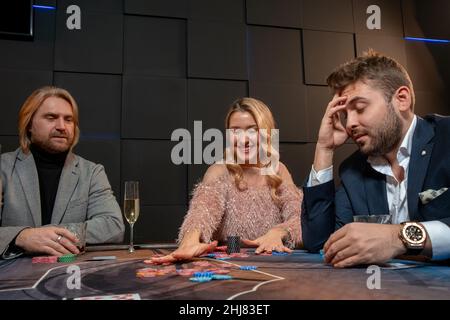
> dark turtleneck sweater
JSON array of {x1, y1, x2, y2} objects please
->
[{"x1": 30, "y1": 144, "x2": 68, "y2": 225}]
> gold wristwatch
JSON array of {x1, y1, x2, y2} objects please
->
[{"x1": 398, "y1": 222, "x2": 427, "y2": 255}]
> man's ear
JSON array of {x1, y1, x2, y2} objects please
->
[{"x1": 394, "y1": 86, "x2": 412, "y2": 112}]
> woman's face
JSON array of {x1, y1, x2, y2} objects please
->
[{"x1": 228, "y1": 111, "x2": 259, "y2": 165}]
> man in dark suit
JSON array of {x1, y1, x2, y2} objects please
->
[{"x1": 302, "y1": 50, "x2": 450, "y2": 267}]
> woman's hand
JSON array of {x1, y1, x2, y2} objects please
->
[
  {"x1": 242, "y1": 228, "x2": 292, "y2": 254},
  {"x1": 151, "y1": 240, "x2": 218, "y2": 264}
]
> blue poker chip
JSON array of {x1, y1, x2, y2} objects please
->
[
  {"x1": 212, "y1": 275, "x2": 233, "y2": 280},
  {"x1": 193, "y1": 271, "x2": 214, "y2": 277},
  {"x1": 206, "y1": 253, "x2": 216, "y2": 258},
  {"x1": 272, "y1": 251, "x2": 289, "y2": 256},
  {"x1": 239, "y1": 265, "x2": 257, "y2": 270},
  {"x1": 189, "y1": 277, "x2": 212, "y2": 282}
]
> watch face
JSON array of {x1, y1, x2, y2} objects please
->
[{"x1": 404, "y1": 224, "x2": 425, "y2": 244}]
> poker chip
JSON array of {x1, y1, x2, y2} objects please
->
[
  {"x1": 226, "y1": 236, "x2": 240, "y2": 254},
  {"x1": 229, "y1": 253, "x2": 249, "y2": 258},
  {"x1": 272, "y1": 251, "x2": 289, "y2": 256},
  {"x1": 189, "y1": 276, "x2": 212, "y2": 283},
  {"x1": 212, "y1": 274, "x2": 233, "y2": 280},
  {"x1": 32, "y1": 256, "x2": 58, "y2": 264},
  {"x1": 176, "y1": 269, "x2": 197, "y2": 276},
  {"x1": 216, "y1": 246, "x2": 228, "y2": 252},
  {"x1": 193, "y1": 271, "x2": 214, "y2": 277},
  {"x1": 57, "y1": 254, "x2": 77, "y2": 263},
  {"x1": 239, "y1": 265, "x2": 257, "y2": 270}
]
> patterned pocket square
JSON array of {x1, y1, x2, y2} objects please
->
[{"x1": 419, "y1": 187, "x2": 448, "y2": 204}]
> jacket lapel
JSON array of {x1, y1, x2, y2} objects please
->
[
  {"x1": 408, "y1": 117, "x2": 435, "y2": 221},
  {"x1": 364, "y1": 164, "x2": 389, "y2": 214},
  {"x1": 16, "y1": 150, "x2": 41, "y2": 226},
  {"x1": 51, "y1": 153, "x2": 80, "y2": 224}
]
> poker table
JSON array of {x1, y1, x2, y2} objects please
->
[{"x1": 1, "y1": 244, "x2": 449, "y2": 300}]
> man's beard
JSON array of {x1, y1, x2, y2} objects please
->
[
  {"x1": 32, "y1": 134, "x2": 72, "y2": 154},
  {"x1": 358, "y1": 103, "x2": 403, "y2": 157}
]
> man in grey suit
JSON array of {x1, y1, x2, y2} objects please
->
[{"x1": 1, "y1": 86, "x2": 125, "y2": 259}]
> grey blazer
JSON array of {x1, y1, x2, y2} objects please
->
[{"x1": 0, "y1": 148, "x2": 125, "y2": 257}]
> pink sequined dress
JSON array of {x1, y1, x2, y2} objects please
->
[{"x1": 178, "y1": 172, "x2": 303, "y2": 248}]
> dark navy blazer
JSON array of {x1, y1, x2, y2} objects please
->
[{"x1": 301, "y1": 115, "x2": 450, "y2": 252}]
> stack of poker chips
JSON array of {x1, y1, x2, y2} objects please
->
[
  {"x1": 57, "y1": 253, "x2": 77, "y2": 263},
  {"x1": 226, "y1": 235, "x2": 240, "y2": 254}
]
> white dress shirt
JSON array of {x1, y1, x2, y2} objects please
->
[{"x1": 308, "y1": 115, "x2": 450, "y2": 260}]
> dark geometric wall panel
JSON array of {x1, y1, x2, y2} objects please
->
[
  {"x1": 122, "y1": 76, "x2": 187, "y2": 139},
  {"x1": 188, "y1": 164, "x2": 209, "y2": 197},
  {"x1": 188, "y1": 79, "x2": 248, "y2": 132},
  {"x1": 58, "y1": 0, "x2": 123, "y2": 14},
  {"x1": 250, "y1": 83, "x2": 307, "y2": 142},
  {"x1": 189, "y1": 0, "x2": 244, "y2": 22},
  {"x1": 248, "y1": 26, "x2": 303, "y2": 84},
  {"x1": 405, "y1": 41, "x2": 448, "y2": 92},
  {"x1": 53, "y1": 72, "x2": 122, "y2": 137},
  {"x1": 356, "y1": 34, "x2": 407, "y2": 67},
  {"x1": 279, "y1": 143, "x2": 315, "y2": 186},
  {"x1": 0, "y1": 69, "x2": 53, "y2": 135},
  {"x1": 54, "y1": 10, "x2": 123, "y2": 73},
  {"x1": 306, "y1": 86, "x2": 332, "y2": 142},
  {"x1": 414, "y1": 91, "x2": 450, "y2": 118},
  {"x1": 74, "y1": 139, "x2": 121, "y2": 197},
  {"x1": 0, "y1": 8, "x2": 55, "y2": 71},
  {"x1": 121, "y1": 140, "x2": 187, "y2": 206},
  {"x1": 123, "y1": 16, "x2": 186, "y2": 77},
  {"x1": 188, "y1": 20, "x2": 247, "y2": 80},
  {"x1": 124, "y1": 0, "x2": 188, "y2": 18},
  {"x1": 303, "y1": 30, "x2": 355, "y2": 85},
  {"x1": 246, "y1": 0, "x2": 302, "y2": 28},
  {"x1": 134, "y1": 205, "x2": 187, "y2": 243},
  {"x1": 302, "y1": 0, "x2": 354, "y2": 33},
  {"x1": 353, "y1": 0, "x2": 403, "y2": 37},
  {"x1": 0, "y1": 136, "x2": 19, "y2": 154},
  {"x1": 403, "y1": 0, "x2": 450, "y2": 39}
]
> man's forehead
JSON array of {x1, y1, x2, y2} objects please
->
[{"x1": 38, "y1": 97, "x2": 73, "y2": 115}]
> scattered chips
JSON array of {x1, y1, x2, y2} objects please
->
[
  {"x1": 58, "y1": 254, "x2": 77, "y2": 263},
  {"x1": 212, "y1": 275, "x2": 233, "y2": 280},
  {"x1": 32, "y1": 256, "x2": 58, "y2": 264},
  {"x1": 239, "y1": 265, "x2": 257, "y2": 270}
]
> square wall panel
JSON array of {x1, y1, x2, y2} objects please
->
[
  {"x1": 54, "y1": 10, "x2": 123, "y2": 73},
  {"x1": 250, "y1": 82, "x2": 308, "y2": 142},
  {"x1": 188, "y1": 20, "x2": 247, "y2": 80},
  {"x1": 57, "y1": 0, "x2": 123, "y2": 14},
  {"x1": 122, "y1": 76, "x2": 187, "y2": 139},
  {"x1": 0, "y1": 8, "x2": 55, "y2": 71},
  {"x1": 405, "y1": 41, "x2": 448, "y2": 92},
  {"x1": 414, "y1": 91, "x2": 450, "y2": 118},
  {"x1": 306, "y1": 86, "x2": 332, "y2": 142},
  {"x1": 303, "y1": 30, "x2": 355, "y2": 85},
  {"x1": 0, "y1": 69, "x2": 53, "y2": 135},
  {"x1": 188, "y1": 0, "x2": 244, "y2": 23},
  {"x1": 54, "y1": 72, "x2": 121, "y2": 136},
  {"x1": 124, "y1": 0, "x2": 188, "y2": 18},
  {"x1": 74, "y1": 139, "x2": 121, "y2": 198},
  {"x1": 0, "y1": 136, "x2": 19, "y2": 154},
  {"x1": 279, "y1": 143, "x2": 315, "y2": 186},
  {"x1": 356, "y1": 34, "x2": 407, "y2": 67},
  {"x1": 121, "y1": 140, "x2": 187, "y2": 206},
  {"x1": 302, "y1": 0, "x2": 354, "y2": 33},
  {"x1": 403, "y1": 0, "x2": 450, "y2": 40},
  {"x1": 124, "y1": 16, "x2": 186, "y2": 77},
  {"x1": 246, "y1": 0, "x2": 302, "y2": 28},
  {"x1": 248, "y1": 26, "x2": 303, "y2": 84},
  {"x1": 187, "y1": 163, "x2": 209, "y2": 196},
  {"x1": 132, "y1": 205, "x2": 187, "y2": 243},
  {"x1": 188, "y1": 79, "x2": 248, "y2": 133},
  {"x1": 353, "y1": 0, "x2": 403, "y2": 37}
]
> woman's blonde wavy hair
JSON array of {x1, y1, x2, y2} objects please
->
[
  {"x1": 224, "y1": 97, "x2": 282, "y2": 205},
  {"x1": 18, "y1": 86, "x2": 80, "y2": 154}
]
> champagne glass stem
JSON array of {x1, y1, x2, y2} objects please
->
[{"x1": 129, "y1": 223, "x2": 134, "y2": 253}]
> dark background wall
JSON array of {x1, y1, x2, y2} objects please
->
[{"x1": 0, "y1": 0, "x2": 449, "y2": 244}]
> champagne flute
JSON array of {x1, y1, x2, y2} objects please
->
[{"x1": 124, "y1": 181, "x2": 140, "y2": 253}]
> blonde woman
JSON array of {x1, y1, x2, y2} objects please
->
[{"x1": 153, "y1": 98, "x2": 303, "y2": 263}]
